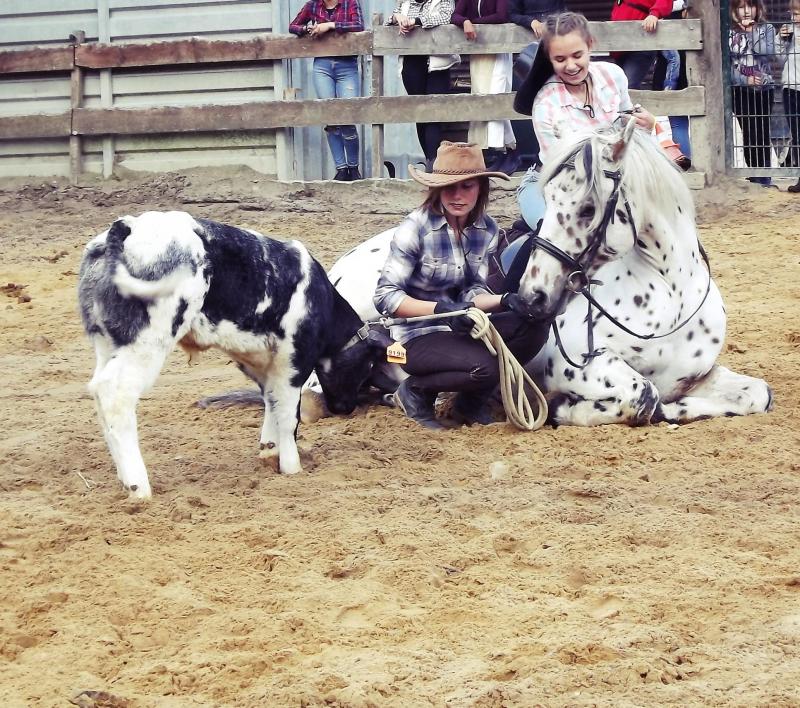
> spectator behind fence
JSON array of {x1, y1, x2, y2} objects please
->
[
  {"x1": 508, "y1": 0, "x2": 565, "y2": 38},
  {"x1": 373, "y1": 141, "x2": 548, "y2": 429},
  {"x1": 386, "y1": 0, "x2": 460, "y2": 168},
  {"x1": 780, "y1": 0, "x2": 800, "y2": 192},
  {"x1": 289, "y1": 0, "x2": 365, "y2": 181},
  {"x1": 610, "y1": 0, "x2": 673, "y2": 89},
  {"x1": 729, "y1": 0, "x2": 776, "y2": 186},
  {"x1": 512, "y1": 12, "x2": 659, "y2": 230},
  {"x1": 452, "y1": 0, "x2": 520, "y2": 174},
  {"x1": 652, "y1": 0, "x2": 691, "y2": 160}
]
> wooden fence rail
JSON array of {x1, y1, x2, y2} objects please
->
[{"x1": 0, "y1": 18, "x2": 719, "y2": 185}]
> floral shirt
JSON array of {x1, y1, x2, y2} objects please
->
[
  {"x1": 374, "y1": 207, "x2": 499, "y2": 344},
  {"x1": 532, "y1": 61, "x2": 633, "y2": 164},
  {"x1": 289, "y1": 0, "x2": 364, "y2": 35}
]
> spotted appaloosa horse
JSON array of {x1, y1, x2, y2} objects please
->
[
  {"x1": 514, "y1": 119, "x2": 772, "y2": 425},
  {"x1": 306, "y1": 119, "x2": 772, "y2": 427}
]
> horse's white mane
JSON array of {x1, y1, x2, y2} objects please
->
[{"x1": 540, "y1": 124, "x2": 695, "y2": 233}]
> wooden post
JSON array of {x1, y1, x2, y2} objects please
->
[
  {"x1": 69, "y1": 31, "x2": 85, "y2": 186},
  {"x1": 685, "y1": 3, "x2": 725, "y2": 185},
  {"x1": 370, "y1": 14, "x2": 385, "y2": 179}
]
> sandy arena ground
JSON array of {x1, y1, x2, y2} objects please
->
[{"x1": 0, "y1": 169, "x2": 799, "y2": 707}]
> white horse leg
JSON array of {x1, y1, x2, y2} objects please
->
[
  {"x1": 258, "y1": 391, "x2": 281, "y2": 469},
  {"x1": 548, "y1": 353, "x2": 660, "y2": 426},
  {"x1": 89, "y1": 345, "x2": 171, "y2": 499},
  {"x1": 658, "y1": 364, "x2": 773, "y2": 423}
]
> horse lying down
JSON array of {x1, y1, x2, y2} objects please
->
[
  {"x1": 78, "y1": 211, "x2": 381, "y2": 499},
  {"x1": 307, "y1": 120, "x2": 773, "y2": 426}
]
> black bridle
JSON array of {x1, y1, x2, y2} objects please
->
[{"x1": 531, "y1": 162, "x2": 712, "y2": 369}]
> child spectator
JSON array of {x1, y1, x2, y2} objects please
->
[
  {"x1": 452, "y1": 0, "x2": 519, "y2": 173},
  {"x1": 610, "y1": 0, "x2": 673, "y2": 89},
  {"x1": 385, "y1": 0, "x2": 459, "y2": 168},
  {"x1": 780, "y1": 0, "x2": 800, "y2": 192},
  {"x1": 729, "y1": 0, "x2": 776, "y2": 186},
  {"x1": 289, "y1": 0, "x2": 365, "y2": 181}
]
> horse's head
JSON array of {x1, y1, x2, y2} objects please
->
[{"x1": 518, "y1": 119, "x2": 678, "y2": 320}]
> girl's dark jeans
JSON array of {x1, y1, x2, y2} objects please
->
[
  {"x1": 401, "y1": 55, "x2": 451, "y2": 161},
  {"x1": 400, "y1": 312, "x2": 549, "y2": 394}
]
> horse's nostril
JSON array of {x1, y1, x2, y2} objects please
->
[{"x1": 529, "y1": 289, "x2": 548, "y2": 310}]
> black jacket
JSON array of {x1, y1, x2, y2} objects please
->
[{"x1": 508, "y1": 0, "x2": 565, "y2": 29}]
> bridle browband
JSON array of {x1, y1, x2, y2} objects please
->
[{"x1": 533, "y1": 157, "x2": 712, "y2": 369}]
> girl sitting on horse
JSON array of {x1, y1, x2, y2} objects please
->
[
  {"x1": 513, "y1": 11, "x2": 661, "y2": 229},
  {"x1": 373, "y1": 142, "x2": 549, "y2": 430}
]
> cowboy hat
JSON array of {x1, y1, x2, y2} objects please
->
[
  {"x1": 408, "y1": 141, "x2": 511, "y2": 187},
  {"x1": 513, "y1": 40, "x2": 555, "y2": 117}
]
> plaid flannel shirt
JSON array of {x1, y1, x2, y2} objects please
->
[
  {"x1": 289, "y1": 0, "x2": 364, "y2": 35},
  {"x1": 374, "y1": 207, "x2": 499, "y2": 344},
  {"x1": 385, "y1": 0, "x2": 456, "y2": 28},
  {"x1": 533, "y1": 61, "x2": 633, "y2": 164}
]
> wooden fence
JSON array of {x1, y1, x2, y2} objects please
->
[{"x1": 0, "y1": 12, "x2": 724, "y2": 185}]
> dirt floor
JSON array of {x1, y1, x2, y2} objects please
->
[{"x1": 1, "y1": 168, "x2": 799, "y2": 708}]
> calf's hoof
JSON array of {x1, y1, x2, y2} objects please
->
[
  {"x1": 300, "y1": 389, "x2": 327, "y2": 424},
  {"x1": 123, "y1": 482, "x2": 152, "y2": 500},
  {"x1": 259, "y1": 443, "x2": 280, "y2": 472}
]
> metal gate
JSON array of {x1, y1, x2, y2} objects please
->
[{"x1": 722, "y1": 0, "x2": 800, "y2": 183}]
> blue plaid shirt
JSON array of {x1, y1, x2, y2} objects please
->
[{"x1": 374, "y1": 207, "x2": 499, "y2": 344}]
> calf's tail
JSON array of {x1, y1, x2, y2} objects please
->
[{"x1": 106, "y1": 216, "x2": 192, "y2": 301}]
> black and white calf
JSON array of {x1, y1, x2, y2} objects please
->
[{"x1": 78, "y1": 211, "x2": 379, "y2": 499}]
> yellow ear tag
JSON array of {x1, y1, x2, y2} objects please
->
[{"x1": 386, "y1": 342, "x2": 407, "y2": 364}]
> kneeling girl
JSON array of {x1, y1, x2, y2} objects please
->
[{"x1": 373, "y1": 141, "x2": 548, "y2": 429}]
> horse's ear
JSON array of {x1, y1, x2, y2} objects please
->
[{"x1": 611, "y1": 115, "x2": 637, "y2": 162}]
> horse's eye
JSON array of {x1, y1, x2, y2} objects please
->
[{"x1": 578, "y1": 204, "x2": 596, "y2": 220}]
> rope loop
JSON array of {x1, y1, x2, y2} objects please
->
[{"x1": 464, "y1": 309, "x2": 549, "y2": 431}]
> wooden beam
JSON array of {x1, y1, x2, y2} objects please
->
[
  {"x1": 75, "y1": 32, "x2": 372, "y2": 69},
  {"x1": 373, "y1": 19, "x2": 702, "y2": 56},
  {"x1": 69, "y1": 32, "x2": 86, "y2": 185},
  {"x1": 686, "y1": 2, "x2": 724, "y2": 185},
  {"x1": 370, "y1": 13, "x2": 385, "y2": 179},
  {"x1": 72, "y1": 88, "x2": 706, "y2": 136},
  {"x1": 0, "y1": 113, "x2": 71, "y2": 139},
  {"x1": 0, "y1": 46, "x2": 73, "y2": 74}
]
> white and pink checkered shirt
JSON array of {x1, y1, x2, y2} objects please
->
[{"x1": 532, "y1": 61, "x2": 634, "y2": 164}]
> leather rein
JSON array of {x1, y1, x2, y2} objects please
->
[{"x1": 533, "y1": 162, "x2": 712, "y2": 369}]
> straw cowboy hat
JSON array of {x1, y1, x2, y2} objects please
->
[{"x1": 408, "y1": 141, "x2": 511, "y2": 187}]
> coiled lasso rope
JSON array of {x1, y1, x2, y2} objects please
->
[{"x1": 380, "y1": 308, "x2": 549, "y2": 430}]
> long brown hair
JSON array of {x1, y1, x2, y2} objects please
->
[
  {"x1": 730, "y1": 0, "x2": 768, "y2": 27},
  {"x1": 541, "y1": 11, "x2": 595, "y2": 56},
  {"x1": 421, "y1": 177, "x2": 491, "y2": 231}
]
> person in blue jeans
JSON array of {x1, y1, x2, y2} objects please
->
[{"x1": 289, "y1": 0, "x2": 365, "y2": 180}]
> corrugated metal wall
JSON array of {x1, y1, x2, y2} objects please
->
[{"x1": 0, "y1": 0, "x2": 281, "y2": 178}]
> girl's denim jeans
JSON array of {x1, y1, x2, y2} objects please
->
[{"x1": 312, "y1": 57, "x2": 360, "y2": 169}]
